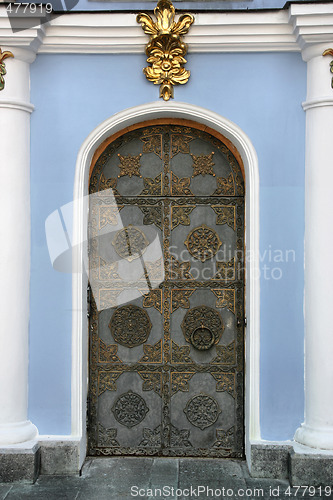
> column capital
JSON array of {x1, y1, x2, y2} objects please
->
[
  {"x1": 0, "y1": 47, "x2": 34, "y2": 104},
  {"x1": 0, "y1": 5, "x2": 49, "y2": 57},
  {"x1": 0, "y1": 5, "x2": 48, "y2": 100},
  {"x1": 289, "y1": 3, "x2": 333, "y2": 62},
  {"x1": 289, "y1": 4, "x2": 333, "y2": 106}
]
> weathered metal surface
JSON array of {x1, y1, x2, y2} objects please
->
[{"x1": 88, "y1": 124, "x2": 245, "y2": 458}]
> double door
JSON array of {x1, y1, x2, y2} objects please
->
[{"x1": 88, "y1": 123, "x2": 245, "y2": 457}]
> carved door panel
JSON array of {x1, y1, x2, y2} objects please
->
[{"x1": 88, "y1": 124, "x2": 245, "y2": 457}]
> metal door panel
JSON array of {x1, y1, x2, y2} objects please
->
[
  {"x1": 96, "y1": 370, "x2": 163, "y2": 454},
  {"x1": 169, "y1": 372, "x2": 235, "y2": 452},
  {"x1": 168, "y1": 197, "x2": 243, "y2": 283},
  {"x1": 88, "y1": 124, "x2": 245, "y2": 457}
]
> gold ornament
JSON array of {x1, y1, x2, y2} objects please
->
[
  {"x1": 0, "y1": 49, "x2": 14, "y2": 91},
  {"x1": 323, "y1": 49, "x2": 333, "y2": 88},
  {"x1": 137, "y1": 0, "x2": 194, "y2": 101},
  {"x1": 117, "y1": 153, "x2": 142, "y2": 178},
  {"x1": 191, "y1": 153, "x2": 215, "y2": 177}
]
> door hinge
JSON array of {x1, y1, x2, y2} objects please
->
[
  {"x1": 87, "y1": 283, "x2": 91, "y2": 318},
  {"x1": 237, "y1": 316, "x2": 247, "y2": 328}
]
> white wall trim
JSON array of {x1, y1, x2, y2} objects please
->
[
  {"x1": 0, "y1": 99, "x2": 34, "y2": 113},
  {"x1": 72, "y1": 101, "x2": 260, "y2": 465}
]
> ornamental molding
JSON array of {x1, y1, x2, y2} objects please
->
[{"x1": 1, "y1": 5, "x2": 333, "y2": 55}]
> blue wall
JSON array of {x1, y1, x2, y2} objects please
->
[{"x1": 29, "y1": 52, "x2": 306, "y2": 439}]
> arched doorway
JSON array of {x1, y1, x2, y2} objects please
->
[{"x1": 87, "y1": 120, "x2": 246, "y2": 457}]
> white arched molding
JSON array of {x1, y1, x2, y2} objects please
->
[{"x1": 72, "y1": 102, "x2": 260, "y2": 466}]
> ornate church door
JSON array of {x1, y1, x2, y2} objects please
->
[{"x1": 87, "y1": 122, "x2": 245, "y2": 457}]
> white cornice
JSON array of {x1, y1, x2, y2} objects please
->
[
  {"x1": 0, "y1": 3, "x2": 333, "y2": 55},
  {"x1": 34, "y1": 11, "x2": 299, "y2": 54},
  {"x1": 289, "y1": 3, "x2": 333, "y2": 60},
  {"x1": 0, "y1": 8, "x2": 49, "y2": 53}
]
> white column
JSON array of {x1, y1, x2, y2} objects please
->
[
  {"x1": 0, "y1": 47, "x2": 38, "y2": 445},
  {"x1": 294, "y1": 43, "x2": 333, "y2": 450}
]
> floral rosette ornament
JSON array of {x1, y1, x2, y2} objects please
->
[{"x1": 137, "y1": 0, "x2": 194, "y2": 101}]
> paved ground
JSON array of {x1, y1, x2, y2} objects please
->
[{"x1": 0, "y1": 458, "x2": 330, "y2": 500}]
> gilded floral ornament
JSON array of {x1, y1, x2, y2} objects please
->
[
  {"x1": 323, "y1": 49, "x2": 333, "y2": 88},
  {"x1": 137, "y1": 0, "x2": 194, "y2": 101},
  {"x1": 0, "y1": 49, "x2": 14, "y2": 91}
]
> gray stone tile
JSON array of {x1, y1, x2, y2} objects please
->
[
  {"x1": 39, "y1": 440, "x2": 81, "y2": 476},
  {"x1": 36, "y1": 475, "x2": 82, "y2": 488},
  {"x1": 4, "y1": 457, "x2": 317, "y2": 500},
  {"x1": 82, "y1": 457, "x2": 153, "y2": 481},
  {"x1": 178, "y1": 458, "x2": 247, "y2": 498},
  {"x1": 78, "y1": 483, "x2": 142, "y2": 500},
  {"x1": 147, "y1": 459, "x2": 179, "y2": 500},
  {"x1": 6, "y1": 482, "x2": 80, "y2": 500},
  {"x1": 80, "y1": 457, "x2": 153, "y2": 498},
  {"x1": 0, "y1": 485, "x2": 13, "y2": 500},
  {"x1": 290, "y1": 450, "x2": 333, "y2": 487},
  {"x1": 239, "y1": 460, "x2": 250, "y2": 477},
  {"x1": 245, "y1": 476, "x2": 289, "y2": 487},
  {"x1": 250, "y1": 443, "x2": 292, "y2": 480},
  {"x1": 179, "y1": 458, "x2": 245, "y2": 481},
  {"x1": 244, "y1": 476, "x2": 290, "y2": 499},
  {"x1": 0, "y1": 444, "x2": 40, "y2": 483},
  {"x1": 7, "y1": 475, "x2": 82, "y2": 499},
  {"x1": 149, "y1": 458, "x2": 178, "y2": 484}
]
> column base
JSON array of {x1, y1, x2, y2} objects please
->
[
  {"x1": 249, "y1": 441, "x2": 293, "y2": 479},
  {"x1": 39, "y1": 437, "x2": 82, "y2": 475},
  {"x1": 0, "y1": 421, "x2": 38, "y2": 446},
  {"x1": 0, "y1": 441, "x2": 40, "y2": 483},
  {"x1": 295, "y1": 423, "x2": 333, "y2": 450},
  {"x1": 290, "y1": 442, "x2": 333, "y2": 486}
]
